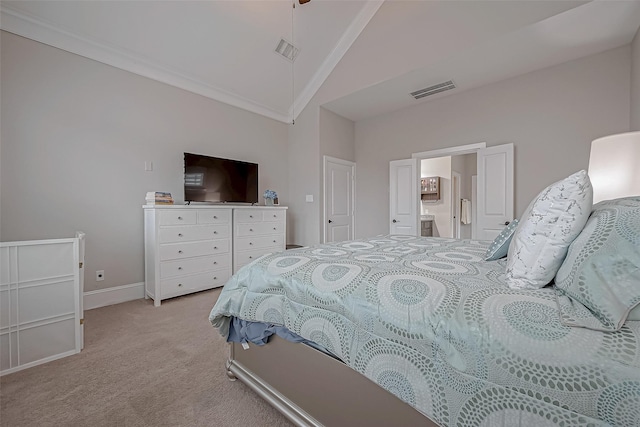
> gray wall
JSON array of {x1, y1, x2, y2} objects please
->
[
  {"x1": 319, "y1": 107, "x2": 355, "y2": 242},
  {"x1": 0, "y1": 32, "x2": 289, "y2": 292},
  {"x1": 286, "y1": 104, "x2": 355, "y2": 247},
  {"x1": 354, "y1": 46, "x2": 631, "y2": 239},
  {"x1": 632, "y1": 28, "x2": 640, "y2": 130},
  {"x1": 287, "y1": 104, "x2": 320, "y2": 247},
  {"x1": 319, "y1": 107, "x2": 355, "y2": 163}
]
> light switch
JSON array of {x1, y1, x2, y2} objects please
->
[
  {"x1": 306, "y1": 195, "x2": 314, "y2": 202},
  {"x1": 145, "y1": 161, "x2": 153, "y2": 171}
]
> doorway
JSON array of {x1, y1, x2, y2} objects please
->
[
  {"x1": 388, "y1": 142, "x2": 514, "y2": 240},
  {"x1": 419, "y1": 154, "x2": 475, "y2": 238}
]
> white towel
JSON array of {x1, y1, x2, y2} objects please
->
[{"x1": 461, "y1": 199, "x2": 472, "y2": 225}]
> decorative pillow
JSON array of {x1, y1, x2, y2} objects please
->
[
  {"x1": 484, "y1": 219, "x2": 519, "y2": 261},
  {"x1": 554, "y1": 196, "x2": 640, "y2": 331},
  {"x1": 505, "y1": 170, "x2": 593, "y2": 289}
]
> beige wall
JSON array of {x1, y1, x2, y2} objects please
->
[
  {"x1": 354, "y1": 47, "x2": 631, "y2": 239},
  {"x1": 0, "y1": 32, "x2": 289, "y2": 292},
  {"x1": 632, "y1": 28, "x2": 640, "y2": 130}
]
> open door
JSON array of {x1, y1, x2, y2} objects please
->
[
  {"x1": 76, "y1": 231, "x2": 85, "y2": 350},
  {"x1": 389, "y1": 159, "x2": 419, "y2": 236},
  {"x1": 476, "y1": 144, "x2": 514, "y2": 240}
]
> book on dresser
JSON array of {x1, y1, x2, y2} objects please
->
[
  {"x1": 143, "y1": 205, "x2": 287, "y2": 306},
  {"x1": 145, "y1": 191, "x2": 174, "y2": 205}
]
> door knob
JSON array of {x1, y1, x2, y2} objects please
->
[
  {"x1": 328, "y1": 219, "x2": 333, "y2": 223},
  {"x1": 392, "y1": 219, "x2": 397, "y2": 223}
]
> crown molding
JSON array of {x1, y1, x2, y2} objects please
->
[
  {"x1": 0, "y1": 4, "x2": 292, "y2": 123},
  {"x1": 290, "y1": 1, "x2": 384, "y2": 121}
]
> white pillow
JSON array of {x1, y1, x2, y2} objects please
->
[{"x1": 505, "y1": 170, "x2": 593, "y2": 290}]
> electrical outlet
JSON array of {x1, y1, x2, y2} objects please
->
[{"x1": 96, "y1": 270, "x2": 105, "y2": 281}]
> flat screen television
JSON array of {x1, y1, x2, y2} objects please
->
[{"x1": 184, "y1": 153, "x2": 258, "y2": 204}]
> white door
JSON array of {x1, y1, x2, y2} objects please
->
[
  {"x1": 476, "y1": 144, "x2": 514, "y2": 240},
  {"x1": 451, "y1": 171, "x2": 461, "y2": 239},
  {"x1": 389, "y1": 159, "x2": 419, "y2": 235},
  {"x1": 324, "y1": 156, "x2": 355, "y2": 243}
]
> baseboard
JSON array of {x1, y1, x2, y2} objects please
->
[{"x1": 84, "y1": 282, "x2": 144, "y2": 310}]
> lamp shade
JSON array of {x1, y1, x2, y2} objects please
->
[{"x1": 588, "y1": 131, "x2": 640, "y2": 204}]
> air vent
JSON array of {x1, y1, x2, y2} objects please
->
[
  {"x1": 410, "y1": 80, "x2": 456, "y2": 100},
  {"x1": 275, "y1": 38, "x2": 299, "y2": 62}
]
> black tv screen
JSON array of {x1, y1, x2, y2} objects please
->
[{"x1": 184, "y1": 153, "x2": 258, "y2": 204}]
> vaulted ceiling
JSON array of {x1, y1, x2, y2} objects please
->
[{"x1": 2, "y1": 1, "x2": 639, "y2": 124}]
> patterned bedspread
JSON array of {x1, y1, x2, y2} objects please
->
[{"x1": 209, "y1": 235, "x2": 640, "y2": 426}]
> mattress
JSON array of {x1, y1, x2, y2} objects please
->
[{"x1": 210, "y1": 235, "x2": 640, "y2": 426}]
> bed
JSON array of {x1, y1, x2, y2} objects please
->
[{"x1": 210, "y1": 232, "x2": 640, "y2": 426}]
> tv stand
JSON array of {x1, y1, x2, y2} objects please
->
[{"x1": 143, "y1": 205, "x2": 287, "y2": 306}]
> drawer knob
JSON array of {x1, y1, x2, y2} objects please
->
[
  {"x1": 178, "y1": 283, "x2": 183, "y2": 287},
  {"x1": 273, "y1": 214, "x2": 277, "y2": 218},
  {"x1": 249, "y1": 242, "x2": 253, "y2": 245},
  {"x1": 213, "y1": 216, "x2": 217, "y2": 219},
  {"x1": 178, "y1": 250, "x2": 183, "y2": 254},
  {"x1": 214, "y1": 246, "x2": 218, "y2": 250},
  {"x1": 178, "y1": 267, "x2": 182, "y2": 270},
  {"x1": 213, "y1": 276, "x2": 217, "y2": 280},
  {"x1": 249, "y1": 215, "x2": 253, "y2": 218},
  {"x1": 273, "y1": 240, "x2": 276, "y2": 243},
  {"x1": 178, "y1": 233, "x2": 183, "y2": 237},
  {"x1": 214, "y1": 231, "x2": 218, "y2": 234},
  {"x1": 273, "y1": 227, "x2": 276, "y2": 230},
  {"x1": 213, "y1": 261, "x2": 217, "y2": 265},
  {"x1": 249, "y1": 229, "x2": 253, "y2": 232},
  {"x1": 249, "y1": 256, "x2": 253, "y2": 259},
  {"x1": 178, "y1": 216, "x2": 183, "y2": 220}
]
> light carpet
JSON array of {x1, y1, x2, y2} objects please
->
[{"x1": 0, "y1": 289, "x2": 293, "y2": 427}]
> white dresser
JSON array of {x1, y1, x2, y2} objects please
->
[
  {"x1": 233, "y1": 208, "x2": 287, "y2": 272},
  {"x1": 144, "y1": 206, "x2": 232, "y2": 307},
  {"x1": 144, "y1": 205, "x2": 286, "y2": 306}
]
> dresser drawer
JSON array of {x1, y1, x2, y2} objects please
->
[
  {"x1": 197, "y1": 209, "x2": 231, "y2": 224},
  {"x1": 234, "y1": 210, "x2": 263, "y2": 223},
  {"x1": 161, "y1": 271, "x2": 229, "y2": 297},
  {"x1": 235, "y1": 247, "x2": 280, "y2": 268},
  {"x1": 263, "y1": 210, "x2": 285, "y2": 222},
  {"x1": 159, "y1": 210, "x2": 197, "y2": 226},
  {"x1": 158, "y1": 224, "x2": 230, "y2": 243},
  {"x1": 160, "y1": 254, "x2": 230, "y2": 278},
  {"x1": 159, "y1": 239, "x2": 230, "y2": 261},
  {"x1": 235, "y1": 235, "x2": 285, "y2": 251},
  {"x1": 235, "y1": 222, "x2": 285, "y2": 237}
]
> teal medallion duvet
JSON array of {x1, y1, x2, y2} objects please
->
[{"x1": 210, "y1": 235, "x2": 640, "y2": 426}]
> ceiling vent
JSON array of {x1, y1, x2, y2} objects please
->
[
  {"x1": 275, "y1": 38, "x2": 299, "y2": 62},
  {"x1": 410, "y1": 80, "x2": 456, "y2": 100}
]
